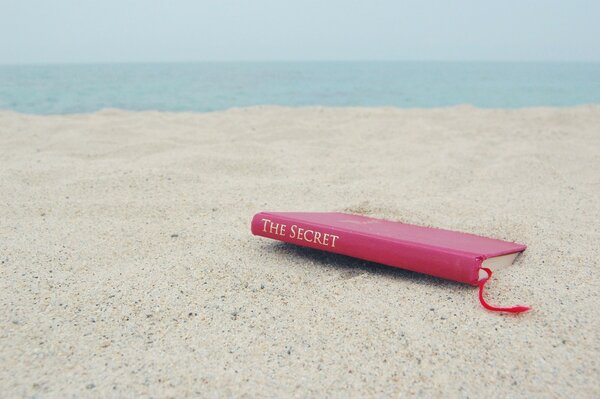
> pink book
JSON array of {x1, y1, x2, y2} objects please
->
[{"x1": 251, "y1": 211, "x2": 530, "y2": 313}]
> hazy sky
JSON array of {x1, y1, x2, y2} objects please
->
[{"x1": 1, "y1": 0, "x2": 599, "y2": 64}]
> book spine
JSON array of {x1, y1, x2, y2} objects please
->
[{"x1": 251, "y1": 212, "x2": 482, "y2": 285}]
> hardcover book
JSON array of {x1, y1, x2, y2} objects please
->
[{"x1": 251, "y1": 211, "x2": 530, "y2": 313}]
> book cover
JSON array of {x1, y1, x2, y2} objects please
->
[{"x1": 251, "y1": 212, "x2": 530, "y2": 314}]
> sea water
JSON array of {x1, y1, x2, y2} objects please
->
[{"x1": 0, "y1": 62, "x2": 599, "y2": 114}]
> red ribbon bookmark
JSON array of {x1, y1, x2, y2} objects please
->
[{"x1": 478, "y1": 268, "x2": 531, "y2": 313}]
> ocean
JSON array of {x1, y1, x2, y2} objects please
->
[{"x1": 0, "y1": 62, "x2": 599, "y2": 114}]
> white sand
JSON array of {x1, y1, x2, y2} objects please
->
[{"x1": 1, "y1": 106, "x2": 599, "y2": 397}]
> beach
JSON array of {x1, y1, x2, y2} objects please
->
[{"x1": 1, "y1": 106, "x2": 599, "y2": 397}]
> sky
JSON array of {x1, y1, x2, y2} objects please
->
[{"x1": 1, "y1": 0, "x2": 599, "y2": 64}]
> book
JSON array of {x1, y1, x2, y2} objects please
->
[{"x1": 251, "y1": 211, "x2": 530, "y2": 313}]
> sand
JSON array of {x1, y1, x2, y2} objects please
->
[{"x1": 1, "y1": 106, "x2": 599, "y2": 397}]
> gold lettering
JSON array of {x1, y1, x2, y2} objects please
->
[
  {"x1": 278, "y1": 224, "x2": 340, "y2": 248},
  {"x1": 314, "y1": 231, "x2": 323, "y2": 245},
  {"x1": 261, "y1": 218, "x2": 271, "y2": 232},
  {"x1": 269, "y1": 222, "x2": 279, "y2": 234},
  {"x1": 330, "y1": 235, "x2": 339, "y2": 247},
  {"x1": 304, "y1": 229, "x2": 314, "y2": 242}
]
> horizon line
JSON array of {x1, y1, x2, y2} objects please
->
[{"x1": 1, "y1": 59, "x2": 600, "y2": 67}]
